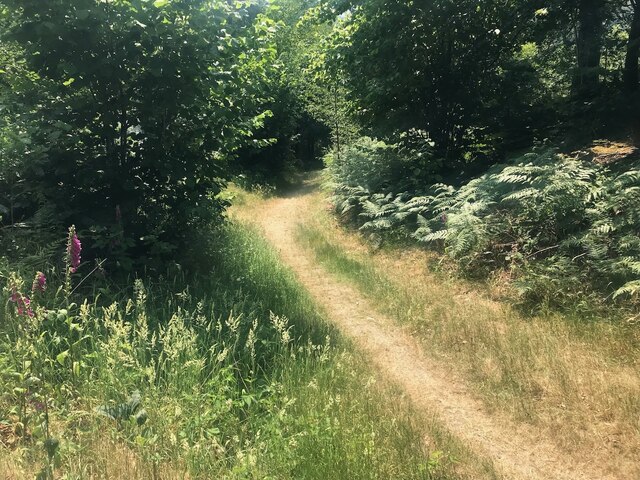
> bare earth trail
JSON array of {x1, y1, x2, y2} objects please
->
[{"x1": 235, "y1": 181, "x2": 618, "y2": 480}]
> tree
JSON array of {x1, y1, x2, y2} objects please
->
[
  {"x1": 573, "y1": 0, "x2": 607, "y2": 97},
  {"x1": 0, "y1": 0, "x2": 275, "y2": 267},
  {"x1": 624, "y1": 0, "x2": 640, "y2": 92},
  {"x1": 271, "y1": 1, "x2": 357, "y2": 155},
  {"x1": 234, "y1": 0, "x2": 335, "y2": 180},
  {"x1": 330, "y1": 0, "x2": 543, "y2": 166}
]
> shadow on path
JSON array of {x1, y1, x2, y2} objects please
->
[{"x1": 275, "y1": 170, "x2": 323, "y2": 199}]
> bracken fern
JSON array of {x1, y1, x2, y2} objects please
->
[{"x1": 330, "y1": 141, "x2": 640, "y2": 309}]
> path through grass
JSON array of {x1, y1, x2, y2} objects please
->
[
  {"x1": 1, "y1": 218, "x2": 477, "y2": 479},
  {"x1": 295, "y1": 190, "x2": 640, "y2": 479}
]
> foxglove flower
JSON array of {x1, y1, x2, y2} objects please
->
[
  {"x1": 10, "y1": 290, "x2": 34, "y2": 317},
  {"x1": 32, "y1": 271, "x2": 46, "y2": 293},
  {"x1": 67, "y1": 226, "x2": 82, "y2": 273}
]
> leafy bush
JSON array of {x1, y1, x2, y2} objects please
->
[
  {"x1": 327, "y1": 137, "x2": 399, "y2": 192},
  {"x1": 0, "y1": 1, "x2": 276, "y2": 269},
  {"x1": 326, "y1": 134, "x2": 441, "y2": 195},
  {"x1": 331, "y1": 145, "x2": 640, "y2": 310}
]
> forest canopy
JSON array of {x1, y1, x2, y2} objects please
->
[{"x1": 1, "y1": 0, "x2": 639, "y2": 293}]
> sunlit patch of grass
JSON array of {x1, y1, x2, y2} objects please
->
[
  {"x1": 296, "y1": 207, "x2": 640, "y2": 478},
  {"x1": 0, "y1": 220, "x2": 475, "y2": 479},
  {"x1": 220, "y1": 181, "x2": 274, "y2": 209}
]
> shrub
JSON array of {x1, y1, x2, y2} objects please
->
[
  {"x1": 0, "y1": 1, "x2": 276, "y2": 269},
  {"x1": 330, "y1": 145, "x2": 640, "y2": 310},
  {"x1": 326, "y1": 134, "x2": 441, "y2": 194}
]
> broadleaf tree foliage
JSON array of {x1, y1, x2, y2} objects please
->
[
  {"x1": 0, "y1": 0, "x2": 276, "y2": 268},
  {"x1": 2, "y1": 0, "x2": 640, "y2": 308}
]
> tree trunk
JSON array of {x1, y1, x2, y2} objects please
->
[
  {"x1": 574, "y1": 0, "x2": 606, "y2": 98},
  {"x1": 623, "y1": 1, "x2": 640, "y2": 93}
]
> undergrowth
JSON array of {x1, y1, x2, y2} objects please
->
[
  {"x1": 329, "y1": 141, "x2": 640, "y2": 313},
  {"x1": 0, "y1": 222, "x2": 453, "y2": 479}
]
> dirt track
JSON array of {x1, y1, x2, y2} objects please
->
[{"x1": 235, "y1": 179, "x2": 620, "y2": 480}]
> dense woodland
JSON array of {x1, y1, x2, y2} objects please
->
[
  {"x1": 1, "y1": 0, "x2": 640, "y2": 304},
  {"x1": 1, "y1": 0, "x2": 640, "y2": 478}
]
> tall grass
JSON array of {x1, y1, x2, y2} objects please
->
[
  {"x1": 296, "y1": 214, "x2": 640, "y2": 477},
  {"x1": 0, "y1": 221, "x2": 463, "y2": 479}
]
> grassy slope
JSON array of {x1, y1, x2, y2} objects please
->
[
  {"x1": 295, "y1": 189, "x2": 640, "y2": 478},
  {"x1": 0, "y1": 214, "x2": 491, "y2": 479}
]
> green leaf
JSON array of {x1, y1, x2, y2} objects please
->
[
  {"x1": 63, "y1": 78, "x2": 75, "y2": 86},
  {"x1": 153, "y1": 0, "x2": 169, "y2": 8},
  {"x1": 56, "y1": 350, "x2": 69, "y2": 365},
  {"x1": 95, "y1": 391, "x2": 142, "y2": 420}
]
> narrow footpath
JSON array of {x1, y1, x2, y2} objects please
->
[{"x1": 234, "y1": 179, "x2": 620, "y2": 480}]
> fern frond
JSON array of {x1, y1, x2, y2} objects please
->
[
  {"x1": 613, "y1": 280, "x2": 640, "y2": 299},
  {"x1": 501, "y1": 188, "x2": 538, "y2": 202},
  {"x1": 420, "y1": 229, "x2": 449, "y2": 242}
]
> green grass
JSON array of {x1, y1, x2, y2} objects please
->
[
  {"x1": 296, "y1": 218, "x2": 640, "y2": 476},
  {"x1": 0, "y1": 220, "x2": 479, "y2": 479}
]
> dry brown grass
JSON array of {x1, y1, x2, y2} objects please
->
[
  {"x1": 299, "y1": 187, "x2": 640, "y2": 479},
  {"x1": 0, "y1": 437, "x2": 186, "y2": 479},
  {"x1": 589, "y1": 141, "x2": 638, "y2": 164}
]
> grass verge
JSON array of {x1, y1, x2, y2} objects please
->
[
  {"x1": 296, "y1": 208, "x2": 640, "y2": 478},
  {"x1": 0, "y1": 219, "x2": 486, "y2": 479}
]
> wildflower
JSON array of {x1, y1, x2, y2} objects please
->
[
  {"x1": 32, "y1": 271, "x2": 46, "y2": 293},
  {"x1": 19, "y1": 298, "x2": 34, "y2": 318},
  {"x1": 441, "y1": 213, "x2": 448, "y2": 224},
  {"x1": 10, "y1": 290, "x2": 34, "y2": 317},
  {"x1": 67, "y1": 225, "x2": 82, "y2": 273}
]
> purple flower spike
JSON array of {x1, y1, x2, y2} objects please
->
[
  {"x1": 10, "y1": 290, "x2": 34, "y2": 317},
  {"x1": 32, "y1": 271, "x2": 47, "y2": 293},
  {"x1": 67, "y1": 226, "x2": 82, "y2": 273}
]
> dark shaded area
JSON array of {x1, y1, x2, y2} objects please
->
[{"x1": 235, "y1": 111, "x2": 331, "y2": 188}]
